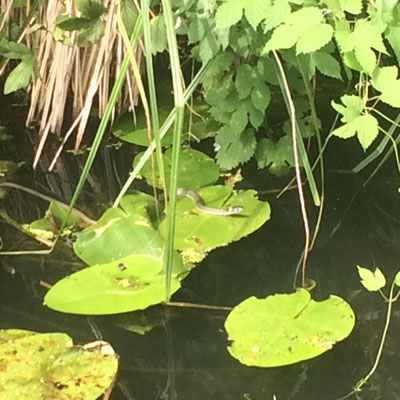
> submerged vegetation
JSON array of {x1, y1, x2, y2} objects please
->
[{"x1": 1, "y1": 0, "x2": 400, "y2": 397}]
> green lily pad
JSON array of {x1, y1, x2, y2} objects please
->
[
  {"x1": 159, "y1": 186, "x2": 270, "y2": 256},
  {"x1": 112, "y1": 110, "x2": 174, "y2": 146},
  {"x1": 74, "y1": 207, "x2": 165, "y2": 265},
  {"x1": 44, "y1": 255, "x2": 181, "y2": 314},
  {"x1": 0, "y1": 329, "x2": 118, "y2": 399},
  {"x1": 119, "y1": 191, "x2": 158, "y2": 221},
  {"x1": 225, "y1": 289, "x2": 355, "y2": 367},
  {"x1": 134, "y1": 147, "x2": 220, "y2": 189}
]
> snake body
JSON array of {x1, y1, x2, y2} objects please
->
[{"x1": 177, "y1": 187, "x2": 242, "y2": 216}]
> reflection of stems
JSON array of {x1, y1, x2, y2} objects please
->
[
  {"x1": 164, "y1": 301, "x2": 232, "y2": 312},
  {"x1": 337, "y1": 280, "x2": 398, "y2": 400}
]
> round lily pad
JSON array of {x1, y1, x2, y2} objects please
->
[{"x1": 225, "y1": 289, "x2": 355, "y2": 367}]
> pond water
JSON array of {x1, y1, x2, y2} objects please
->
[{"x1": 0, "y1": 102, "x2": 399, "y2": 399}]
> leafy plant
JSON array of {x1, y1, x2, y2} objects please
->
[{"x1": 339, "y1": 266, "x2": 400, "y2": 399}]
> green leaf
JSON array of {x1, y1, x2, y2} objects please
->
[
  {"x1": 352, "y1": 19, "x2": 387, "y2": 74},
  {"x1": 215, "y1": 0, "x2": 243, "y2": 29},
  {"x1": 264, "y1": 7, "x2": 333, "y2": 54},
  {"x1": 296, "y1": 24, "x2": 333, "y2": 54},
  {"x1": 371, "y1": 66, "x2": 400, "y2": 108},
  {"x1": 57, "y1": 17, "x2": 91, "y2": 31},
  {"x1": 73, "y1": 208, "x2": 164, "y2": 265},
  {"x1": 215, "y1": 127, "x2": 257, "y2": 169},
  {"x1": 198, "y1": 19, "x2": 220, "y2": 63},
  {"x1": 357, "y1": 266, "x2": 386, "y2": 291},
  {"x1": 251, "y1": 83, "x2": 270, "y2": 111},
  {"x1": 235, "y1": 64, "x2": 253, "y2": 99},
  {"x1": 255, "y1": 136, "x2": 294, "y2": 174},
  {"x1": 134, "y1": 147, "x2": 220, "y2": 189},
  {"x1": 0, "y1": 41, "x2": 31, "y2": 59},
  {"x1": 77, "y1": 19, "x2": 104, "y2": 46},
  {"x1": 230, "y1": 108, "x2": 248, "y2": 133},
  {"x1": 150, "y1": 14, "x2": 167, "y2": 54},
  {"x1": 312, "y1": 50, "x2": 341, "y2": 79},
  {"x1": 394, "y1": 270, "x2": 400, "y2": 287},
  {"x1": 225, "y1": 289, "x2": 355, "y2": 367},
  {"x1": 4, "y1": 56, "x2": 34, "y2": 94},
  {"x1": 386, "y1": 26, "x2": 400, "y2": 63},
  {"x1": 264, "y1": 24, "x2": 298, "y2": 53},
  {"x1": 44, "y1": 255, "x2": 181, "y2": 314},
  {"x1": 243, "y1": 0, "x2": 270, "y2": 29}
]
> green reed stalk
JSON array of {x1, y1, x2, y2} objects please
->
[
  {"x1": 141, "y1": 0, "x2": 167, "y2": 210},
  {"x1": 161, "y1": 0, "x2": 185, "y2": 300}
]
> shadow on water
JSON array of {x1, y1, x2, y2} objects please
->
[{"x1": 0, "y1": 100, "x2": 400, "y2": 399}]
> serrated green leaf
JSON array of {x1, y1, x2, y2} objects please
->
[
  {"x1": 352, "y1": 19, "x2": 387, "y2": 74},
  {"x1": 243, "y1": 0, "x2": 270, "y2": 29},
  {"x1": 215, "y1": 127, "x2": 257, "y2": 169},
  {"x1": 371, "y1": 66, "x2": 400, "y2": 108},
  {"x1": 263, "y1": 0, "x2": 291, "y2": 31},
  {"x1": 248, "y1": 104, "x2": 265, "y2": 128},
  {"x1": 77, "y1": 19, "x2": 104, "y2": 46},
  {"x1": 4, "y1": 56, "x2": 34, "y2": 94},
  {"x1": 187, "y1": 18, "x2": 205, "y2": 43},
  {"x1": 251, "y1": 84, "x2": 270, "y2": 111},
  {"x1": 255, "y1": 136, "x2": 294, "y2": 172},
  {"x1": 230, "y1": 108, "x2": 248, "y2": 133},
  {"x1": 198, "y1": 19, "x2": 220, "y2": 63},
  {"x1": 386, "y1": 26, "x2": 400, "y2": 63},
  {"x1": 357, "y1": 266, "x2": 386, "y2": 291},
  {"x1": 235, "y1": 64, "x2": 253, "y2": 99},
  {"x1": 312, "y1": 51, "x2": 341, "y2": 79},
  {"x1": 335, "y1": 20, "x2": 355, "y2": 53},
  {"x1": 296, "y1": 24, "x2": 333, "y2": 54},
  {"x1": 331, "y1": 95, "x2": 363, "y2": 122},
  {"x1": 0, "y1": 41, "x2": 31, "y2": 59},
  {"x1": 150, "y1": 14, "x2": 167, "y2": 54},
  {"x1": 264, "y1": 24, "x2": 298, "y2": 53},
  {"x1": 215, "y1": 0, "x2": 243, "y2": 29},
  {"x1": 264, "y1": 7, "x2": 333, "y2": 54},
  {"x1": 332, "y1": 114, "x2": 378, "y2": 149}
]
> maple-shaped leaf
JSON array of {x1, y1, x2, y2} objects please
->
[
  {"x1": 371, "y1": 66, "x2": 400, "y2": 108},
  {"x1": 331, "y1": 95, "x2": 379, "y2": 150},
  {"x1": 264, "y1": 7, "x2": 333, "y2": 54},
  {"x1": 336, "y1": 19, "x2": 386, "y2": 75}
]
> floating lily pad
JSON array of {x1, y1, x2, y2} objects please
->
[
  {"x1": 225, "y1": 289, "x2": 355, "y2": 367},
  {"x1": 0, "y1": 329, "x2": 118, "y2": 399},
  {"x1": 44, "y1": 255, "x2": 181, "y2": 314},
  {"x1": 134, "y1": 147, "x2": 220, "y2": 189},
  {"x1": 159, "y1": 186, "x2": 270, "y2": 256},
  {"x1": 112, "y1": 110, "x2": 174, "y2": 146},
  {"x1": 74, "y1": 207, "x2": 165, "y2": 265}
]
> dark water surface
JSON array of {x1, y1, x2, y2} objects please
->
[{"x1": 0, "y1": 100, "x2": 399, "y2": 399}]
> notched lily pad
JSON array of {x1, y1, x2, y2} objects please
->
[
  {"x1": 0, "y1": 329, "x2": 118, "y2": 400},
  {"x1": 44, "y1": 255, "x2": 181, "y2": 314},
  {"x1": 225, "y1": 289, "x2": 355, "y2": 367},
  {"x1": 74, "y1": 207, "x2": 165, "y2": 265},
  {"x1": 134, "y1": 147, "x2": 220, "y2": 189},
  {"x1": 159, "y1": 186, "x2": 270, "y2": 257}
]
